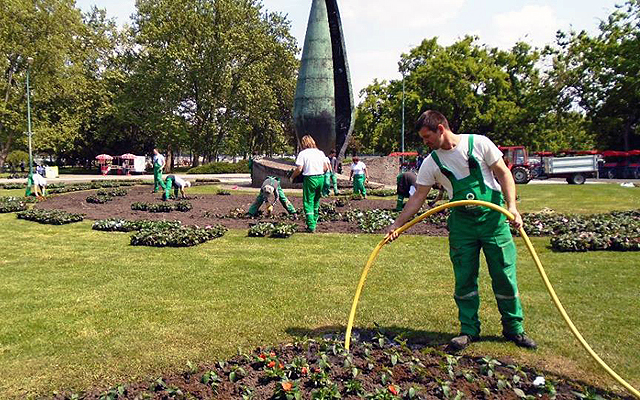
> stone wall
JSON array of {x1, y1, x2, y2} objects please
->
[{"x1": 341, "y1": 156, "x2": 400, "y2": 186}]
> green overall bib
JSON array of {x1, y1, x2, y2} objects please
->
[
  {"x1": 432, "y1": 135, "x2": 524, "y2": 337},
  {"x1": 247, "y1": 177, "x2": 297, "y2": 216}
]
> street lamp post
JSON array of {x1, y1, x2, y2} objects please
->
[
  {"x1": 401, "y1": 69, "x2": 405, "y2": 166},
  {"x1": 26, "y1": 57, "x2": 34, "y2": 171},
  {"x1": 25, "y1": 57, "x2": 34, "y2": 196}
]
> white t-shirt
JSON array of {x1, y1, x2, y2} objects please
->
[
  {"x1": 173, "y1": 175, "x2": 188, "y2": 188},
  {"x1": 153, "y1": 153, "x2": 165, "y2": 166},
  {"x1": 33, "y1": 173, "x2": 47, "y2": 187},
  {"x1": 296, "y1": 148, "x2": 327, "y2": 176},
  {"x1": 416, "y1": 134, "x2": 503, "y2": 198},
  {"x1": 351, "y1": 161, "x2": 366, "y2": 175}
]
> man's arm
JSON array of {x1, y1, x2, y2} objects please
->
[
  {"x1": 385, "y1": 184, "x2": 432, "y2": 241},
  {"x1": 490, "y1": 158, "x2": 523, "y2": 229},
  {"x1": 290, "y1": 165, "x2": 303, "y2": 181}
]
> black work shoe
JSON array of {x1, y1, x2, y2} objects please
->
[
  {"x1": 449, "y1": 334, "x2": 476, "y2": 351},
  {"x1": 503, "y1": 332, "x2": 537, "y2": 349}
]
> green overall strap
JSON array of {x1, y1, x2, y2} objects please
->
[
  {"x1": 467, "y1": 135, "x2": 487, "y2": 194},
  {"x1": 431, "y1": 151, "x2": 457, "y2": 183}
]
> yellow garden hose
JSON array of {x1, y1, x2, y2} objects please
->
[{"x1": 344, "y1": 200, "x2": 640, "y2": 399}]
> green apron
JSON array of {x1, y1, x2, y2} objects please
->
[
  {"x1": 432, "y1": 135, "x2": 524, "y2": 337},
  {"x1": 247, "y1": 176, "x2": 296, "y2": 216}
]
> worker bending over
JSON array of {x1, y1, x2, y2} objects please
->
[
  {"x1": 247, "y1": 176, "x2": 297, "y2": 217},
  {"x1": 163, "y1": 174, "x2": 191, "y2": 200}
]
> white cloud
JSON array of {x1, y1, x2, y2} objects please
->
[
  {"x1": 340, "y1": 0, "x2": 465, "y2": 30},
  {"x1": 487, "y1": 5, "x2": 562, "y2": 49}
]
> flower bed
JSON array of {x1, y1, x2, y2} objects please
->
[
  {"x1": 16, "y1": 209, "x2": 84, "y2": 225},
  {"x1": 92, "y1": 219, "x2": 182, "y2": 232},
  {"x1": 96, "y1": 188, "x2": 128, "y2": 197},
  {"x1": 131, "y1": 201, "x2": 193, "y2": 213},
  {"x1": 86, "y1": 195, "x2": 112, "y2": 204},
  {"x1": 248, "y1": 222, "x2": 297, "y2": 238},
  {"x1": 0, "y1": 197, "x2": 28, "y2": 213},
  {"x1": 130, "y1": 224, "x2": 227, "y2": 247},
  {"x1": 55, "y1": 335, "x2": 624, "y2": 400}
]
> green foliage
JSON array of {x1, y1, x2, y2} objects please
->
[
  {"x1": 248, "y1": 222, "x2": 276, "y2": 237},
  {"x1": 130, "y1": 201, "x2": 192, "y2": 213},
  {"x1": 85, "y1": 195, "x2": 112, "y2": 204},
  {"x1": 96, "y1": 188, "x2": 128, "y2": 197},
  {"x1": 186, "y1": 160, "x2": 250, "y2": 174},
  {"x1": 130, "y1": 224, "x2": 227, "y2": 247},
  {"x1": 16, "y1": 209, "x2": 84, "y2": 224},
  {"x1": 5, "y1": 151, "x2": 29, "y2": 166}
]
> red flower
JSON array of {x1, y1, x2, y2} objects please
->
[
  {"x1": 301, "y1": 367, "x2": 308, "y2": 375},
  {"x1": 267, "y1": 361, "x2": 276, "y2": 368},
  {"x1": 270, "y1": 351, "x2": 276, "y2": 357},
  {"x1": 281, "y1": 381, "x2": 293, "y2": 392},
  {"x1": 388, "y1": 385, "x2": 398, "y2": 395},
  {"x1": 259, "y1": 353, "x2": 266, "y2": 360}
]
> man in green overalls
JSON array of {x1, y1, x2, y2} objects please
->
[
  {"x1": 152, "y1": 148, "x2": 166, "y2": 193},
  {"x1": 247, "y1": 176, "x2": 297, "y2": 217},
  {"x1": 386, "y1": 110, "x2": 536, "y2": 351}
]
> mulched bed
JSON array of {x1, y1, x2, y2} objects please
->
[
  {"x1": 33, "y1": 185, "x2": 448, "y2": 235},
  {"x1": 53, "y1": 333, "x2": 631, "y2": 400}
]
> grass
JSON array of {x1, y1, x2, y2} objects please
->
[
  {"x1": 516, "y1": 183, "x2": 640, "y2": 213},
  {"x1": 0, "y1": 184, "x2": 639, "y2": 398}
]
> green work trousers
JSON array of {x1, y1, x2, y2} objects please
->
[
  {"x1": 352, "y1": 174, "x2": 366, "y2": 196},
  {"x1": 302, "y1": 175, "x2": 324, "y2": 231},
  {"x1": 396, "y1": 194, "x2": 407, "y2": 211},
  {"x1": 153, "y1": 164, "x2": 165, "y2": 192},
  {"x1": 448, "y1": 210, "x2": 524, "y2": 337},
  {"x1": 322, "y1": 171, "x2": 339, "y2": 196},
  {"x1": 163, "y1": 176, "x2": 175, "y2": 200},
  {"x1": 247, "y1": 187, "x2": 296, "y2": 216},
  {"x1": 25, "y1": 174, "x2": 34, "y2": 197}
]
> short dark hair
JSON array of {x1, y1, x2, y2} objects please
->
[{"x1": 414, "y1": 110, "x2": 450, "y2": 132}]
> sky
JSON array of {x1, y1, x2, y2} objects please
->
[{"x1": 75, "y1": 0, "x2": 621, "y2": 101}]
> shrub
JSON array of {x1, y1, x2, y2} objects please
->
[
  {"x1": 0, "y1": 197, "x2": 28, "y2": 213},
  {"x1": 130, "y1": 224, "x2": 227, "y2": 247},
  {"x1": 368, "y1": 189, "x2": 396, "y2": 197},
  {"x1": 17, "y1": 209, "x2": 84, "y2": 224},
  {"x1": 92, "y1": 219, "x2": 182, "y2": 232},
  {"x1": 0, "y1": 183, "x2": 26, "y2": 189},
  {"x1": 132, "y1": 201, "x2": 193, "y2": 213},
  {"x1": 186, "y1": 160, "x2": 250, "y2": 174}
]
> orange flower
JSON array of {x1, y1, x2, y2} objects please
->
[
  {"x1": 281, "y1": 381, "x2": 293, "y2": 392},
  {"x1": 267, "y1": 361, "x2": 276, "y2": 368},
  {"x1": 301, "y1": 367, "x2": 308, "y2": 375},
  {"x1": 388, "y1": 385, "x2": 398, "y2": 395},
  {"x1": 279, "y1": 363, "x2": 284, "y2": 369}
]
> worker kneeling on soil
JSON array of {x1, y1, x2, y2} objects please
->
[
  {"x1": 26, "y1": 172, "x2": 47, "y2": 198},
  {"x1": 163, "y1": 174, "x2": 191, "y2": 200},
  {"x1": 247, "y1": 176, "x2": 297, "y2": 217}
]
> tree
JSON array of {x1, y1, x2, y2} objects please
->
[{"x1": 552, "y1": 0, "x2": 640, "y2": 150}]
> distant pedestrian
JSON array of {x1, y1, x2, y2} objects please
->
[{"x1": 349, "y1": 156, "x2": 368, "y2": 197}]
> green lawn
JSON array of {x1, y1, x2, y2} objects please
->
[{"x1": 0, "y1": 184, "x2": 639, "y2": 398}]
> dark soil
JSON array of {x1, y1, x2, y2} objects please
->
[
  {"x1": 53, "y1": 333, "x2": 631, "y2": 400},
  {"x1": 34, "y1": 185, "x2": 448, "y2": 235}
]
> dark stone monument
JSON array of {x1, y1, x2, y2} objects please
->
[
  {"x1": 293, "y1": 0, "x2": 355, "y2": 160},
  {"x1": 252, "y1": 0, "x2": 355, "y2": 188}
]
